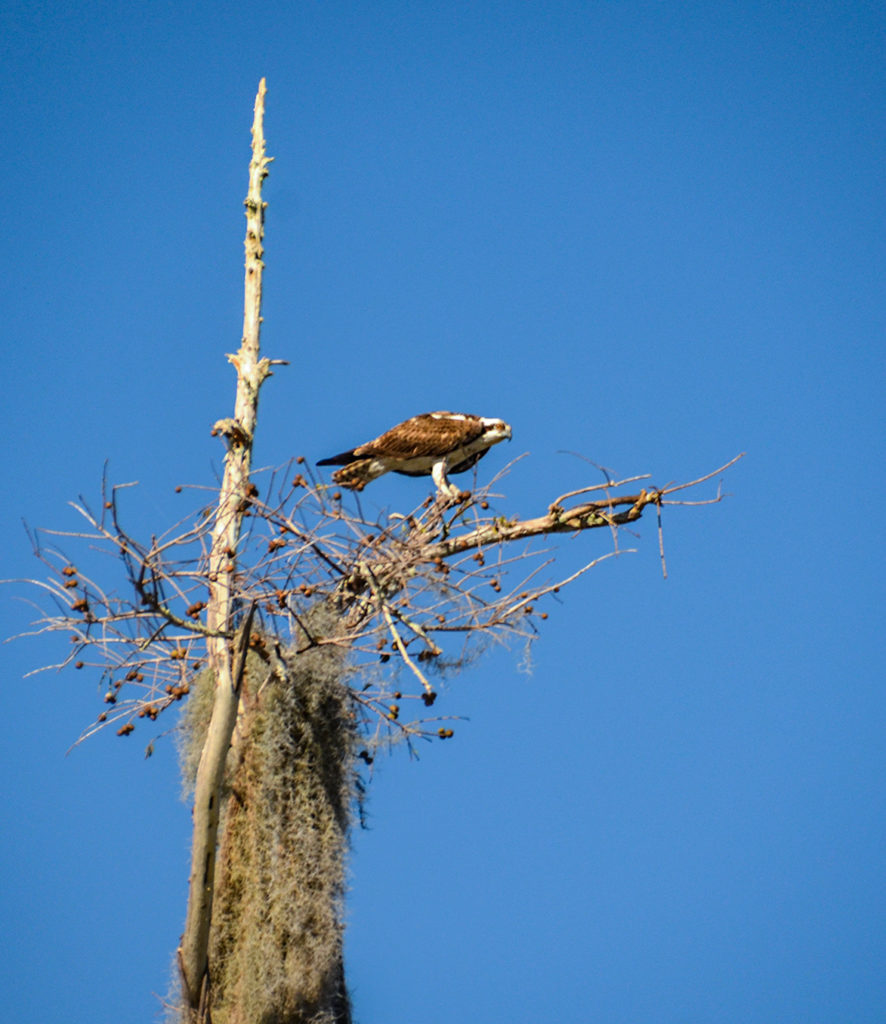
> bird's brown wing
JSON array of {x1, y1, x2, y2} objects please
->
[{"x1": 354, "y1": 413, "x2": 484, "y2": 459}]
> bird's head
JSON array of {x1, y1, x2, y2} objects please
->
[{"x1": 480, "y1": 417, "x2": 512, "y2": 445}]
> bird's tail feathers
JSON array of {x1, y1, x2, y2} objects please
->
[{"x1": 316, "y1": 449, "x2": 357, "y2": 467}]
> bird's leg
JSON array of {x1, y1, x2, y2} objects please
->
[{"x1": 432, "y1": 459, "x2": 461, "y2": 501}]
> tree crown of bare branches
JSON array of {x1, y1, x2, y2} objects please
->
[{"x1": 10, "y1": 449, "x2": 743, "y2": 753}]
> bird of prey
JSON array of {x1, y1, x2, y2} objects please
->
[{"x1": 317, "y1": 411, "x2": 512, "y2": 498}]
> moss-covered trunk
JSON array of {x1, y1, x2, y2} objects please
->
[{"x1": 182, "y1": 634, "x2": 355, "y2": 1024}]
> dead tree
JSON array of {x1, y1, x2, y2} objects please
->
[
  {"x1": 176, "y1": 78, "x2": 276, "y2": 1019},
  {"x1": 7, "y1": 80, "x2": 743, "y2": 1024}
]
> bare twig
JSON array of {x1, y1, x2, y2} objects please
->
[{"x1": 660, "y1": 453, "x2": 745, "y2": 496}]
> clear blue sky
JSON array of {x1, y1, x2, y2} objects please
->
[{"x1": 2, "y1": 2, "x2": 884, "y2": 1022}]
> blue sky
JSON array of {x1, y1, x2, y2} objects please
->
[{"x1": 2, "y1": 2, "x2": 884, "y2": 1022}]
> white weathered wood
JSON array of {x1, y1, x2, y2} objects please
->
[{"x1": 178, "y1": 78, "x2": 272, "y2": 1016}]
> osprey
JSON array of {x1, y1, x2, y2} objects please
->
[{"x1": 317, "y1": 411, "x2": 512, "y2": 498}]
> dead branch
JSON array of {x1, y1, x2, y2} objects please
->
[{"x1": 178, "y1": 78, "x2": 272, "y2": 1018}]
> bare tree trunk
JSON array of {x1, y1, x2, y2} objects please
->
[{"x1": 179, "y1": 78, "x2": 274, "y2": 1017}]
